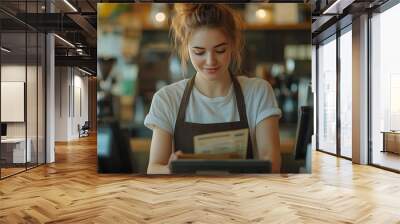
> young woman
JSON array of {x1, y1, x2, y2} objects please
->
[{"x1": 144, "y1": 4, "x2": 281, "y2": 174}]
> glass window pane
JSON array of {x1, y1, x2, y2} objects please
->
[
  {"x1": 38, "y1": 32, "x2": 45, "y2": 165},
  {"x1": 1, "y1": 31, "x2": 27, "y2": 177},
  {"x1": 371, "y1": 3, "x2": 400, "y2": 171},
  {"x1": 1, "y1": 0, "x2": 46, "y2": 179},
  {"x1": 339, "y1": 29, "x2": 352, "y2": 158},
  {"x1": 318, "y1": 37, "x2": 337, "y2": 154},
  {"x1": 27, "y1": 31, "x2": 38, "y2": 169}
]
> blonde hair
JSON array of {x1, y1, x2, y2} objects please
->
[{"x1": 170, "y1": 4, "x2": 244, "y2": 76}]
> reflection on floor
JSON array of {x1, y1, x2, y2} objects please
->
[
  {"x1": 0, "y1": 167, "x2": 25, "y2": 178},
  {"x1": 0, "y1": 163, "x2": 41, "y2": 178},
  {"x1": 373, "y1": 151, "x2": 400, "y2": 171}
]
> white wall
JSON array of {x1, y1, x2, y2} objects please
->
[
  {"x1": 55, "y1": 67, "x2": 89, "y2": 141},
  {"x1": 55, "y1": 67, "x2": 69, "y2": 141},
  {"x1": 1, "y1": 65, "x2": 26, "y2": 133},
  {"x1": 1, "y1": 65, "x2": 34, "y2": 138},
  {"x1": 1, "y1": 65, "x2": 26, "y2": 81},
  {"x1": 1, "y1": 82, "x2": 25, "y2": 122}
]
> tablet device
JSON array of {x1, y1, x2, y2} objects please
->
[{"x1": 170, "y1": 159, "x2": 271, "y2": 174}]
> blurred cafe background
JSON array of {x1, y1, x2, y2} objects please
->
[{"x1": 97, "y1": 3, "x2": 312, "y2": 173}]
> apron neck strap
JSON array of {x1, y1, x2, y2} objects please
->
[
  {"x1": 231, "y1": 75, "x2": 249, "y2": 125},
  {"x1": 175, "y1": 76, "x2": 195, "y2": 126},
  {"x1": 176, "y1": 73, "x2": 248, "y2": 126}
]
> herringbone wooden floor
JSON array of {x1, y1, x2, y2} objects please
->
[{"x1": 1, "y1": 135, "x2": 400, "y2": 224}]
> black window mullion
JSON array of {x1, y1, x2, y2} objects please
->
[
  {"x1": 316, "y1": 44, "x2": 319, "y2": 151},
  {"x1": 0, "y1": 21, "x2": 2, "y2": 179},
  {"x1": 73, "y1": 68, "x2": 75, "y2": 118},
  {"x1": 44, "y1": 0, "x2": 47, "y2": 164},
  {"x1": 336, "y1": 29, "x2": 341, "y2": 157},
  {"x1": 25, "y1": 0, "x2": 28, "y2": 171},
  {"x1": 36, "y1": 0, "x2": 39, "y2": 168},
  {"x1": 367, "y1": 11, "x2": 373, "y2": 165}
]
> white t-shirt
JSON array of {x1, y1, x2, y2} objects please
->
[{"x1": 144, "y1": 76, "x2": 282, "y2": 158}]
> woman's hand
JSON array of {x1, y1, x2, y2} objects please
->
[
  {"x1": 168, "y1": 150, "x2": 185, "y2": 163},
  {"x1": 147, "y1": 150, "x2": 186, "y2": 174}
]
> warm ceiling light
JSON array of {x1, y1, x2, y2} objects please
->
[
  {"x1": 256, "y1": 9, "x2": 267, "y2": 19},
  {"x1": 1, "y1": 47, "x2": 11, "y2": 53},
  {"x1": 63, "y1": 0, "x2": 78, "y2": 12},
  {"x1": 54, "y1": 34, "x2": 75, "y2": 48},
  {"x1": 155, "y1": 12, "x2": 166, "y2": 23}
]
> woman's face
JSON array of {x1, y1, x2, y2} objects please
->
[{"x1": 188, "y1": 27, "x2": 231, "y2": 81}]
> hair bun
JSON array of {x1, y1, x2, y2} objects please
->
[{"x1": 174, "y1": 4, "x2": 198, "y2": 14}]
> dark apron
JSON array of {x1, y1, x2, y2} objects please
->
[{"x1": 173, "y1": 74, "x2": 254, "y2": 159}]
